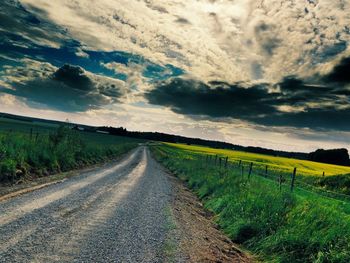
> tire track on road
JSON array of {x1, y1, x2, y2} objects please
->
[{"x1": 32, "y1": 149, "x2": 148, "y2": 262}]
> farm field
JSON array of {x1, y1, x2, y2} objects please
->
[
  {"x1": 166, "y1": 142, "x2": 350, "y2": 176},
  {"x1": 0, "y1": 117, "x2": 142, "y2": 184},
  {"x1": 165, "y1": 142, "x2": 350, "y2": 197},
  {"x1": 151, "y1": 143, "x2": 350, "y2": 262}
]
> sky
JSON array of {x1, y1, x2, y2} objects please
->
[{"x1": 0, "y1": 0, "x2": 350, "y2": 152}]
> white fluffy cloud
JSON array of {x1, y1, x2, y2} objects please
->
[{"x1": 19, "y1": 0, "x2": 350, "y2": 83}]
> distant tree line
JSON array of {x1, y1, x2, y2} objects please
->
[
  {"x1": 97, "y1": 126, "x2": 350, "y2": 166},
  {"x1": 2, "y1": 112, "x2": 349, "y2": 167},
  {"x1": 97, "y1": 126, "x2": 309, "y2": 159},
  {"x1": 308, "y1": 148, "x2": 350, "y2": 166}
]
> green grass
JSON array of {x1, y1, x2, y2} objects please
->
[
  {"x1": 166, "y1": 143, "x2": 350, "y2": 176},
  {"x1": 152, "y1": 143, "x2": 350, "y2": 262},
  {"x1": 0, "y1": 120, "x2": 141, "y2": 183},
  {"x1": 165, "y1": 143, "x2": 350, "y2": 197}
]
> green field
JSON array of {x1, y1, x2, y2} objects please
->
[
  {"x1": 166, "y1": 143, "x2": 350, "y2": 176},
  {"x1": 0, "y1": 117, "x2": 141, "y2": 183},
  {"x1": 0, "y1": 117, "x2": 60, "y2": 134},
  {"x1": 152, "y1": 143, "x2": 350, "y2": 262},
  {"x1": 165, "y1": 143, "x2": 350, "y2": 197}
]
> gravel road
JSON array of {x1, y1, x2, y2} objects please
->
[{"x1": 0, "y1": 146, "x2": 174, "y2": 263}]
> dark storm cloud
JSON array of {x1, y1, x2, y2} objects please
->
[
  {"x1": 1, "y1": 64, "x2": 125, "y2": 112},
  {"x1": 146, "y1": 78, "x2": 276, "y2": 118},
  {"x1": 52, "y1": 65, "x2": 94, "y2": 91},
  {"x1": 276, "y1": 76, "x2": 336, "y2": 104},
  {"x1": 146, "y1": 57, "x2": 350, "y2": 131},
  {"x1": 253, "y1": 108, "x2": 350, "y2": 131},
  {"x1": 323, "y1": 56, "x2": 350, "y2": 84}
]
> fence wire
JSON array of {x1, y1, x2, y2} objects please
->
[{"x1": 157, "y1": 147, "x2": 350, "y2": 203}]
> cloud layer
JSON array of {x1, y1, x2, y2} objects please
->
[
  {"x1": 0, "y1": 0, "x2": 350, "y2": 151},
  {"x1": 1, "y1": 60, "x2": 126, "y2": 112},
  {"x1": 146, "y1": 56, "x2": 350, "y2": 131},
  {"x1": 18, "y1": 0, "x2": 350, "y2": 83}
]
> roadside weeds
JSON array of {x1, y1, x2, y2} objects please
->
[
  {"x1": 167, "y1": 172, "x2": 254, "y2": 263},
  {"x1": 0, "y1": 149, "x2": 134, "y2": 201}
]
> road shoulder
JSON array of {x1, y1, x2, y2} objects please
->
[{"x1": 167, "y1": 173, "x2": 254, "y2": 263}]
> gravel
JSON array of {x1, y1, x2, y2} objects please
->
[{"x1": 0, "y1": 147, "x2": 173, "y2": 263}]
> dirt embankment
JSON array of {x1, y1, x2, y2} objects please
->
[{"x1": 168, "y1": 174, "x2": 253, "y2": 263}]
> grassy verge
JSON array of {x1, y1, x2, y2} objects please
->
[
  {"x1": 0, "y1": 125, "x2": 141, "y2": 184},
  {"x1": 152, "y1": 144, "x2": 350, "y2": 262}
]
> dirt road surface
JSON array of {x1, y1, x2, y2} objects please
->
[{"x1": 0, "y1": 147, "x2": 251, "y2": 263}]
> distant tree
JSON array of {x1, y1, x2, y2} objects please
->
[{"x1": 309, "y1": 148, "x2": 350, "y2": 166}]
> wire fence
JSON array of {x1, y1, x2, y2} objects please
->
[{"x1": 157, "y1": 147, "x2": 350, "y2": 203}]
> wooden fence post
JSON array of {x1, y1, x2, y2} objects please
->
[
  {"x1": 291, "y1": 167, "x2": 297, "y2": 192},
  {"x1": 238, "y1": 160, "x2": 242, "y2": 167},
  {"x1": 248, "y1": 162, "x2": 253, "y2": 180},
  {"x1": 279, "y1": 174, "x2": 282, "y2": 191},
  {"x1": 225, "y1": 157, "x2": 228, "y2": 169},
  {"x1": 241, "y1": 165, "x2": 244, "y2": 178},
  {"x1": 265, "y1": 165, "x2": 268, "y2": 177},
  {"x1": 219, "y1": 157, "x2": 222, "y2": 168},
  {"x1": 322, "y1": 171, "x2": 325, "y2": 177}
]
